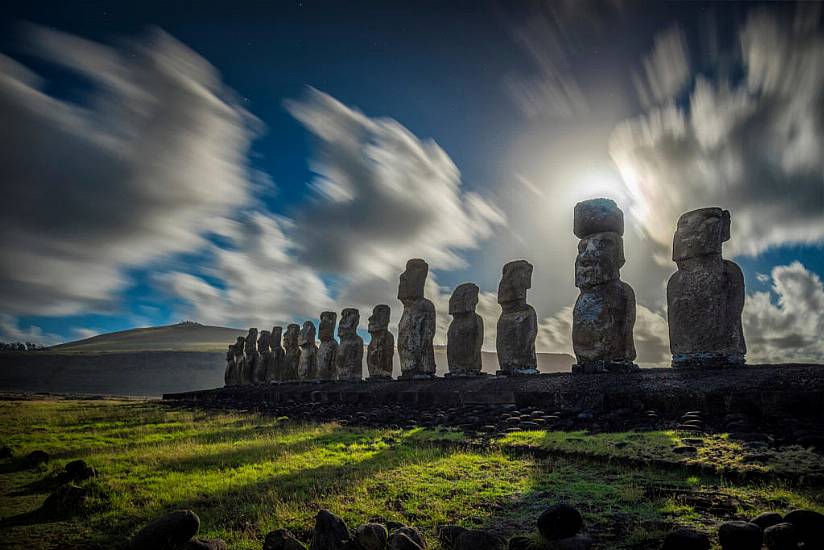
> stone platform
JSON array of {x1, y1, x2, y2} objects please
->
[{"x1": 164, "y1": 364, "x2": 824, "y2": 422}]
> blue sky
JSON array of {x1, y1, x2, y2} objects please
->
[{"x1": 1, "y1": 1, "x2": 822, "y2": 364}]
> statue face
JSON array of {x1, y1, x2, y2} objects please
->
[
  {"x1": 498, "y1": 260, "x2": 533, "y2": 304},
  {"x1": 673, "y1": 208, "x2": 730, "y2": 261},
  {"x1": 575, "y1": 232, "x2": 624, "y2": 289},
  {"x1": 338, "y1": 308, "x2": 360, "y2": 337},
  {"x1": 244, "y1": 328, "x2": 258, "y2": 352},
  {"x1": 299, "y1": 321, "x2": 316, "y2": 346},
  {"x1": 271, "y1": 326, "x2": 283, "y2": 346},
  {"x1": 318, "y1": 312, "x2": 336, "y2": 341},
  {"x1": 257, "y1": 330, "x2": 270, "y2": 352},
  {"x1": 284, "y1": 324, "x2": 300, "y2": 348},
  {"x1": 450, "y1": 282, "x2": 479, "y2": 314},
  {"x1": 368, "y1": 305, "x2": 390, "y2": 332},
  {"x1": 398, "y1": 259, "x2": 428, "y2": 301}
]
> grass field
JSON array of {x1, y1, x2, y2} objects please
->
[{"x1": 0, "y1": 399, "x2": 822, "y2": 549}]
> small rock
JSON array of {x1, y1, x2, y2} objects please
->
[
  {"x1": 263, "y1": 528, "x2": 307, "y2": 550},
  {"x1": 130, "y1": 509, "x2": 200, "y2": 550},
  {"x1": 437, "y1": 525, "x2": 468, "y2": 549},
  {"x1": 749, "y1": 511, "x2": 783, "y2": 531},
  {"x1": 661, "y1": 528, "x2": 710, "y2": 550},
  {"x1": 454, "y1": 529, "x2": 506, "y2": 550},
  {"x1": 537, "y1": 503, "x2": 583, "y2": 540},
  {"x1": 783, "y1": 509, "x2": 824, "y2": 546},
  {"x1": 310, "y1": 509, "x2": 350, "y2": 550},
  {"x1": 39, "y1": 483, "x2": 89, "y2": 519},
  {"x1": 354, "y1": 523, "x2": 387, "y2": 550},
  {"x1": 64, "y1": 459, "x2": 97, "y2": 481},
  {"x1": 390, "y1": 526, "x2": 425, "y2": 548},
  {"x1": 387, "y1": 532, "x2": 424, "y2": 550},
  {"x1": 25, "y1": 449, "x2": 49, "y2": 466},
  {"x1": 181, "y1": 538, "x2": 228, "y2": 550},
  {"x1": 717, "y1": 521, "x2": 762, "y2": 550},
  {"x1": 763, "y1": 523, "x2": 797, "y2": 550}
]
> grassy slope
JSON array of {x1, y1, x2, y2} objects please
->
[
  {"x1": 0, "y1": 400, "x2": 821, "y2": 550},
  {"x1": 46, "y1": 324, "x2": 246, "y2": 354}
]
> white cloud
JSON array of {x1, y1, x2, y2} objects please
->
[
  {"x1": 0, "y1": 315, "x2": 62, "y2": 345},
  {"x1": 634, "y1": 25, "x2": 691, "y2": 107},
  {"x1": 0, "y1": 26, "x2": 258, "y2": 316}
]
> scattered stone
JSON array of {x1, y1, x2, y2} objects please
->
[
  {"x1": 661, "y1": 527, "x2": 710, "y2": 550},
  {"x1": 783, "y1": 509, "x2": 824, "y2": 546},
  {"x1": 283, "y1": 324, "x2": 302, "y2": 381},
  {"x1": 181, "y1": 538, "x2": 228, "y2": 550},
  {"x1": 537, "y1": 503, "x2": 583, "y2": 540},
  {"x1": 130, "y1": 509, "x2": 200, "y2": 549},
  {"x1": 263, "y1": 528, "x2": 308, "y2": 550},
  {"x1": 353, "y1": 523, "x2": 387, "y2": 550},
  {"x1": 391, "y1": 526, "x2": 425, "y2": 548},
  {"x1": 39, "y1": 483, "x2": 89, "y2": 518},
  {"x1": 453, "y1": 529, "x2": 505, "y2": 550},
  {"x1": 717, "y1": 521, "x2": 762, "y2": 550},
  {"x1": 336, "y1": 308, "x2": 364, "y2": 381},
  {"x1": 24, "y1": 449, "x2": 49, "y2": 466},
  {"x1": 437, "y1": 525, "x2": 468, "y2": 549},
  {"x1": 310, "y1": 509, "x2": 350, "y2": 550},
  {"x1": 749, "y1": 511, "x2": 783, "y2": 531},
  {"x1": 571, "y1": 199, "x2": 637, "y2": 374},
  {"x1": 367, "y1": 305, "x2": 394, "y2": 379},
  {"x1": 668, "y1": 207, "x2": 746, "y2": 367},
  {"x1": 298, "y1": 321, "x2": 319, "y2": 381},
  {"x1": 762, "y1": 522, "x2": 797, "y2": 550},
  {"x1": 387, "y1": 532, "x2": 424, "y2": 550},
  {"x1": 496, "y1": 260, "x2": 538, "y2": 375},
  {"x1": 447, "y1": 283, "x2": 484, "y2": 376},
  {"x1": 507, "y1": 536, "x2": 532, "y2": 550},
  {"x1": 397, "y1": 259, "x2": 436, "y2": 379}
]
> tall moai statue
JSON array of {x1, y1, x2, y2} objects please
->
[
  {"x1": 255, "y1": 330, "x2": 272, "y2": 384},
  {"x1": 496, "y1": 260, "x2": 538, "y2": 375},
  {"x1": 232, "y1": 336, "x2": 246, "y2": 384},
  {"x1": 397, "y1": 259, "x2": 437, "y2": 379},
  {"x1": 242, "y1": 328, "x2": 260, "y2": 384},
  {"x1": 282, "y1": 324, "x2": 301, "y2": 381},
  {"x1": 571, "y1": 198, "x2": 637, "y2": 373},
  {"x1": 667, "y1": 207, "x2": 746, "y2": 367},
  {"x1": 316, "y1": 312, "x2": 339, "y2": 381},
  {"x1": 337, "y1": 308, "x2": 364, "y2": 381},
  {"x1": 367, "y1": 304, "x2": 394, "y2": 380},
  {"x1": 224, "y1": 344, "x2": 237, "y2": 386},
  {"x1": 266, "y1": 326, "x2": 286, "y2": 382},
  {"x1": 447, "y1": 283, "x2": 484, "y2": 376},
  {"x1": 297, "y1": 321, "x2": 318, "y2": 380}
]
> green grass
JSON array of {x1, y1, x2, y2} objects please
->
[{"x1": 1, "y1": 399, "x2": 822, "y2": 550}]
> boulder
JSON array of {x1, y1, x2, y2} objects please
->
[
  {"x1": 762, "y1": 523, "x2": 797, "y2": 550},
  {"x1": 181, "y1": 538, "x2": 228, "y2": 550},
  {"x1": 264, "y1": 529, "x2": 308, "y2": 550},
  {"x1": 24, "y1": 449, "x2": 49, "y2": 466},
  {"x1": 717, "y1": 521, "x2": 762, "y2": 550},
  {"x1": 130, "y1": 509, "x2": 200, "y2": 550},
  {"x1": 390, "y1": 526, "x2": 425, "y2": 548},
  {"x1": 63, "y1": 459, "x2": 96, "y2": 481},
  {"x1": 353, "y1": 523, "x2": 387, "y2": 550},
  {"x1": 749, "y1": 511, "x2": 783, "y2": 531},
  {"x1": 387, "y1": 532, "x2": 423, "y2": 550},
  {"x1": 39, "y1": 483, "x2": 89, "y2": 519},
  {"x1": 661, "y1": 528, "x2": 710, "y2": 550},
  {"x1": 310, "y1": 509, "x2": 350, "y2": 550},
  {"x1": 537, "y1": 504, "x2": 583, "y2": 540},
  {"x1": 453, "y1": 529, "x2": 505, "y2": 550},
  {"x1": 437, "y1": 525, "x2": 468, "y2": 549},
  {"x1": 783, "y1": 509, "x2": 824, "y2": 546}
]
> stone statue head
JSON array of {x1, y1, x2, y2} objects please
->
[
  {"x1": 575, "y1": 232, "x2": 625, "y2": 289},
  {"x1": 234, "y1": 336, "x2": 245, "y2": 354},
  {"x1": 449, "y1": 282, "x2": 479, "y2": 314},
  {"x1": 573, "y1": 198, "x2": 624, "y2": 238},
  {"x1": 257, "y1": 330, "x2": 271, "y2": 353},
  {"x1": 244, "y1": 328, "x2": 258, "y2": 353},
  {"x1": 284, "y1": 324, "x2": 300, "y2": 349},
  {"x1": 398, "y1": 258, "x2": 429, "y2": 302},
  {"x1": 299, "y1": 321, "x2": 316, "y2": 346},
  {"x1": 498, "y1": 260, "x2": 533, "y2": 305},
  {"x1": 271, "y1": 326, "x2": 283, "y2": 347},
  {"x1": 338, "y1": 308, "x2": 360, "y2": 337},
  {"x1": 673, "y1": 207, "x2": 731, "y2": 262},
  {"x1": 368, "y1": 304, "x2": 391, "y2": 332},
  {"x1": 318, "y1": 311, "x2": 337, "y2": 341}
]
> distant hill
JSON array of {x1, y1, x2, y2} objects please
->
[{"x1": 47, "y1": 322, "x2": 246, "y2": 354}]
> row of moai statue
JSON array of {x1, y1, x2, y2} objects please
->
[{"x1": 225, "y1": 198, "x2": 746, "y2": 385}]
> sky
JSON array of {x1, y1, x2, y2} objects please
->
[{"x1": 0, "y1": 0, "x2": 822, "y2": 366}]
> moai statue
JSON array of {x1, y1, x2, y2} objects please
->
[
  {"x1": 667, "y1": 207, "x2": 746, "y2": 367},
  {"x1": 266, "y1": 326, "x2": 286, "y2": 382},
  {"x1": 571, "y1": 198, "x2": 638, "y2": 373},
  {"x1": 447, "y1": 283, "x2": 484, "y2": 376},
  {"x1": 282, "y1": 324, "x2": 301, "y2": 381},
  {"x1": 232, "y1": 336, "x2": 246, "y2": 384},
  {"x1": 316, "y1": 311, "x2": 339, "y2": 381},
  {"x1": 297, "y1": 321, "x2": 318, "y2": 380},
  {"x1": 496, "y1": 260, "x2": 538, "y2": 375},
  {"x1": 367, "y1": 304, "x2": 394, "y2": 380},
  {"x1": 242, "y1": 328, "x2": 260, "y2": 384},
  {"x1": 255, "y1": 330, "x2": 273, "y2": 384},
  {"x1": 336, "y1": 308, "x2": 364, "y2": 381},
  {"x1": 397, "y1": 259, "x2": 437, "y2": 379},
  {"x1": 224, "y1": 344, "x2": 237, "y2": 386}
]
